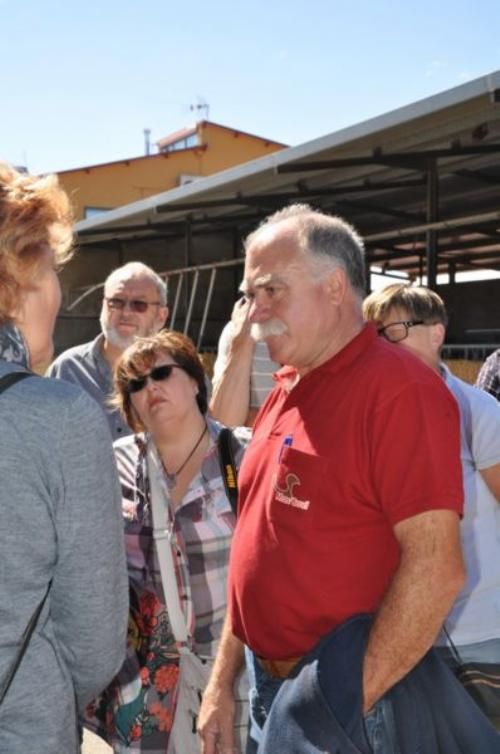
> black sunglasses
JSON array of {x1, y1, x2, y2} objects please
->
[
  {"x1": 105, "y1": 297, "x2": 161, "y2": 313},
  {"x1": 127, "y1": 364, "x2": 184, "y2": 393}
]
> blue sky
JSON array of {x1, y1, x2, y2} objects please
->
[{"x1": 2, "y1": 0, "x2": 499, "y2": 174}]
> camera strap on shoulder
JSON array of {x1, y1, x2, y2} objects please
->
[{"x1": 217, "y1": 428, "x2": 238, "y2": 516}]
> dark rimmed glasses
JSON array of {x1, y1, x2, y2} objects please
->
[
  {"x1": 105, "y1": 297, "x2": 161, "y2": 313},
  {"x1": 127, "y1": 364, "x2": 184, "y2": 393},
  {"x1": 377, "y1": 320, "x2": 424, "y2": 343}
]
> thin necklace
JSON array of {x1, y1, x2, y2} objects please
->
[{"x1": 162, "y1": 423, "x2": 208, "y2": 489}]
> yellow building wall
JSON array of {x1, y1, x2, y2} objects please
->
[
  {"x1": 58, "y1": 123, "x2": 285, "y2": 221},
  {"x1": 196, "y1": 122, "x2": 286, "y2": 173}
]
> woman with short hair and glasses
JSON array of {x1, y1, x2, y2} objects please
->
[{"x1": 84, "y1": 329, "x2": 249, "y2": 754}]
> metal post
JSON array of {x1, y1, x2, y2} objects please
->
[
  {"x1": 426, "y1": 162, "x2": 439, "y2": 289},
  {"x1": 184, "y1": 217, "x2": 192, "y2": 328},
  {"x1": 448, "y1": 261, "x2": 456, "y2": 286},
  {"x1": 118, "y1": 242, "x2": 126, "y2": 266},
  {"x1": 197, "y1": 268, "x2": 217, "y2": 349},
  {"x1": 170, "y1": 274, "x2": 184, "y2": 330},
  {"x1": 184, "y1": 270, "x2": 199, "y2": 335},
  {"x1": 364, "y1": 257, "x2": 372, "y2": 294},
  {"x1": 232, "y1": 228, "x2": 241, "y2": 295}
]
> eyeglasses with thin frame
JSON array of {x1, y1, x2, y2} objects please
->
[
  {"x1": 105, "y1": 297, "x2": 162, "y2": 313},
  {"x1": 377, "y1": 320, "x2": 424, "y2": 343},
  {"x1": 127, "y1": 364, "x2": 184, "y2": 394}
]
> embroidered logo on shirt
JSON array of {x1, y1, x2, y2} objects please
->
[{"x1": 273, "y1": 472, "x2": 310, "y2": 511}]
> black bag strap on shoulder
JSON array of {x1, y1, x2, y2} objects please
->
[
  {"x1": 0, "y1": 368, "x2": 49, "y2": 707},
  {"x1": 217, "y1": 428, "x2": 238, "y2": 516},
  {"x1": 0, "y1": 582, "x2": 51, "y2": 705},
  {"x1": 0, "y1": 370, "x2": 32, "y2": 393},
  {"x1": 443, "y1": 623, "x2": 463, "y2": 666}
]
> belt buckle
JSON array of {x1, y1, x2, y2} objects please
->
[{"x1": 258, "y1": 655, "x2": 301, "y2": 679}]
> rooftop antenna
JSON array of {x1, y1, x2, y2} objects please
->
[
  {"x1": 143, "y1": 128, "x2": 151, "y2": 156},
  {"x1": 189, "y1": 97, "x2": 210, "y2": 121}
]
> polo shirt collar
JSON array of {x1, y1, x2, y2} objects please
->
[{"x1": 274, "y1": 323, "x2": 377, "y2": 387}]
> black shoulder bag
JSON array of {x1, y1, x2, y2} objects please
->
[
  {"x1": 443, "y1": 625, "x2": 500, "y2": 721},
  {"x1": 217, "y1": 427, "x2": 238, "y2": 515},
  {"x1": 0, "y1": 371, "x2": 51, "y2": 706}
]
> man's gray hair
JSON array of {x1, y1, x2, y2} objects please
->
[
  {"x1": 104, "y1": 262, "x2": 168, "y2": 305},
  {"x1": 245, "y1": 204, "x2": 366, "y2": 296}
]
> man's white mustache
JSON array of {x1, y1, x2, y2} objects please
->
[{"x1": 251, "y1": 319, "x2": 288, "y2": 341}]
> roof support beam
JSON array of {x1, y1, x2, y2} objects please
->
[
  {"x1": 452, "y1": 169, "x2": 500, "y2": 187},
  {"x1": 381, "y1": 249, "x2": 500, "y2": 272},
  {"x1": 155, "y1": 178, "x2": 426, "y2": 214},
  {"x1": 367, "y1": 235, "x2": 500, "y2": 263},
  {"x1": 365, "y1": 209, "x2": 500, "y2": 244},
  {"x1": 277, "y1": 143, "x2": 500, "y2": 174}
]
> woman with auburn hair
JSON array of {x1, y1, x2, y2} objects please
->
[
  {"x1": 84, "y1": 330, "x2": 250, "y2": 754},
  {"x1": 0, "y1": 164, "x2": 128, "y2": 753}
]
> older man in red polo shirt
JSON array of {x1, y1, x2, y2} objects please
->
[{"x1": 198, "y1": 205, "x2": 465, "y2": 754}]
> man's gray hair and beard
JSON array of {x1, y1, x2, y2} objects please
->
[
  {"x1": 100, "y1": 314, "x2": 137, "y2": 351},
  {"x1": 251, "y1": 319, "x2": 288, "y2": 342}
]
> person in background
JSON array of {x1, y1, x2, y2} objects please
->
[
  {"x1": 211, "y1": 296, "x2": 279, "y2": 427},
  {"x1": 0, "y1": 163, "x2": 128, "y2": 754},
  {"x1": 476, "y1": 347, "x2": 500, "y2": 404},
  {"x1": 47, "y1": 261, "x2": 169, "y2": 439},
  {"x1": 84, "y1": 330, "x2": 249, "y2": 754},
  {"x1": 198, "y1": 204, "x2": 470, "y2": 754},
  {"x1": 363, "y1": 283, "x2": 500, "y2": 729}
]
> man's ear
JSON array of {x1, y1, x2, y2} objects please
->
[
  {"x1": 157, "y1": 305, "x2": 169, "y2": 331},
  {"x1": 324, "y1": 267, "x2": 347, "y2": 305},
  {"x1": 430, "y1": 322, "x2": 446, "y2": 350}
]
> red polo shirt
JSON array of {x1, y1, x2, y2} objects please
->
[{"x1": 228, "y1": 324, "x2": 463, "y2": 659}]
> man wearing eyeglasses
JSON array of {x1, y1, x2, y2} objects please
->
[
  {"x1": 363, "y1": 282, "x2": 500, "y2": 728},
  {"x1": 47, "y1": 262, "x2": 168, "y2": 438}
]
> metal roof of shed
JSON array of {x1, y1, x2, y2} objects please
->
[{"x1": 76, "y1": 71, "x2": 500, "y2": 282}]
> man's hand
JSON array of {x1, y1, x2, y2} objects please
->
[
  {"x1": 210, "y1": 298, "x2": 255, "y2": 426},
  {"x1": 197, "y1": 616, "x2": 245, "y2": 753},
  {"x1": 230, "y1": 296, "x2": 253, "y2": 345},
  {"x1": 198, "y1": 678, "x2": 237, "y2": 754}
]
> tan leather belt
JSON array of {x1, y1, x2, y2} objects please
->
[{"x1": 257, "y1": 655, "x2": 302, "y2": 679}]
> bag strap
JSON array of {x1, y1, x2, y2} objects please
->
[
  {"x1": 443, "y1": 623, "x2": 464, "y2": 667},
  {"x1": 147, "y1": 428, "x2": 239, "y2": 648},
  {"x1": 147, "y1": 442, "x2": 191, "y2": 650},
  {"x1": 0, "y1": 371, "x2": 32, "y2": 393},
  {"x1": 0, "y1": 581, "x2": 51, "y2": 705},
  {"x1": 0, "y1": 368, "x2": 50, "y2": 706},
  {"x1": 217, "y1": 428, "x2": 238, "y2": 516}
]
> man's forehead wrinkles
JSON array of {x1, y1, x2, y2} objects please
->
[
  {"x1": 242, "y1": 272, "x2": 286, "y2": 292},
  {"x1": 106, "y1": 278, "x2": 156, "y2": 296}
]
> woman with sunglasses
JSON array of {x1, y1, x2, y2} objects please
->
[{"x1": 84, "y1": 329, "x2": 249, "y2": 754}]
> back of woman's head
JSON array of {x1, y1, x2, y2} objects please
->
[
  {"x1": 113, "y1": 330, "x2": 208, "y2": 432},
  {"x1": 0, "y1": 164, "x2": 73, "y2": 322}
]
